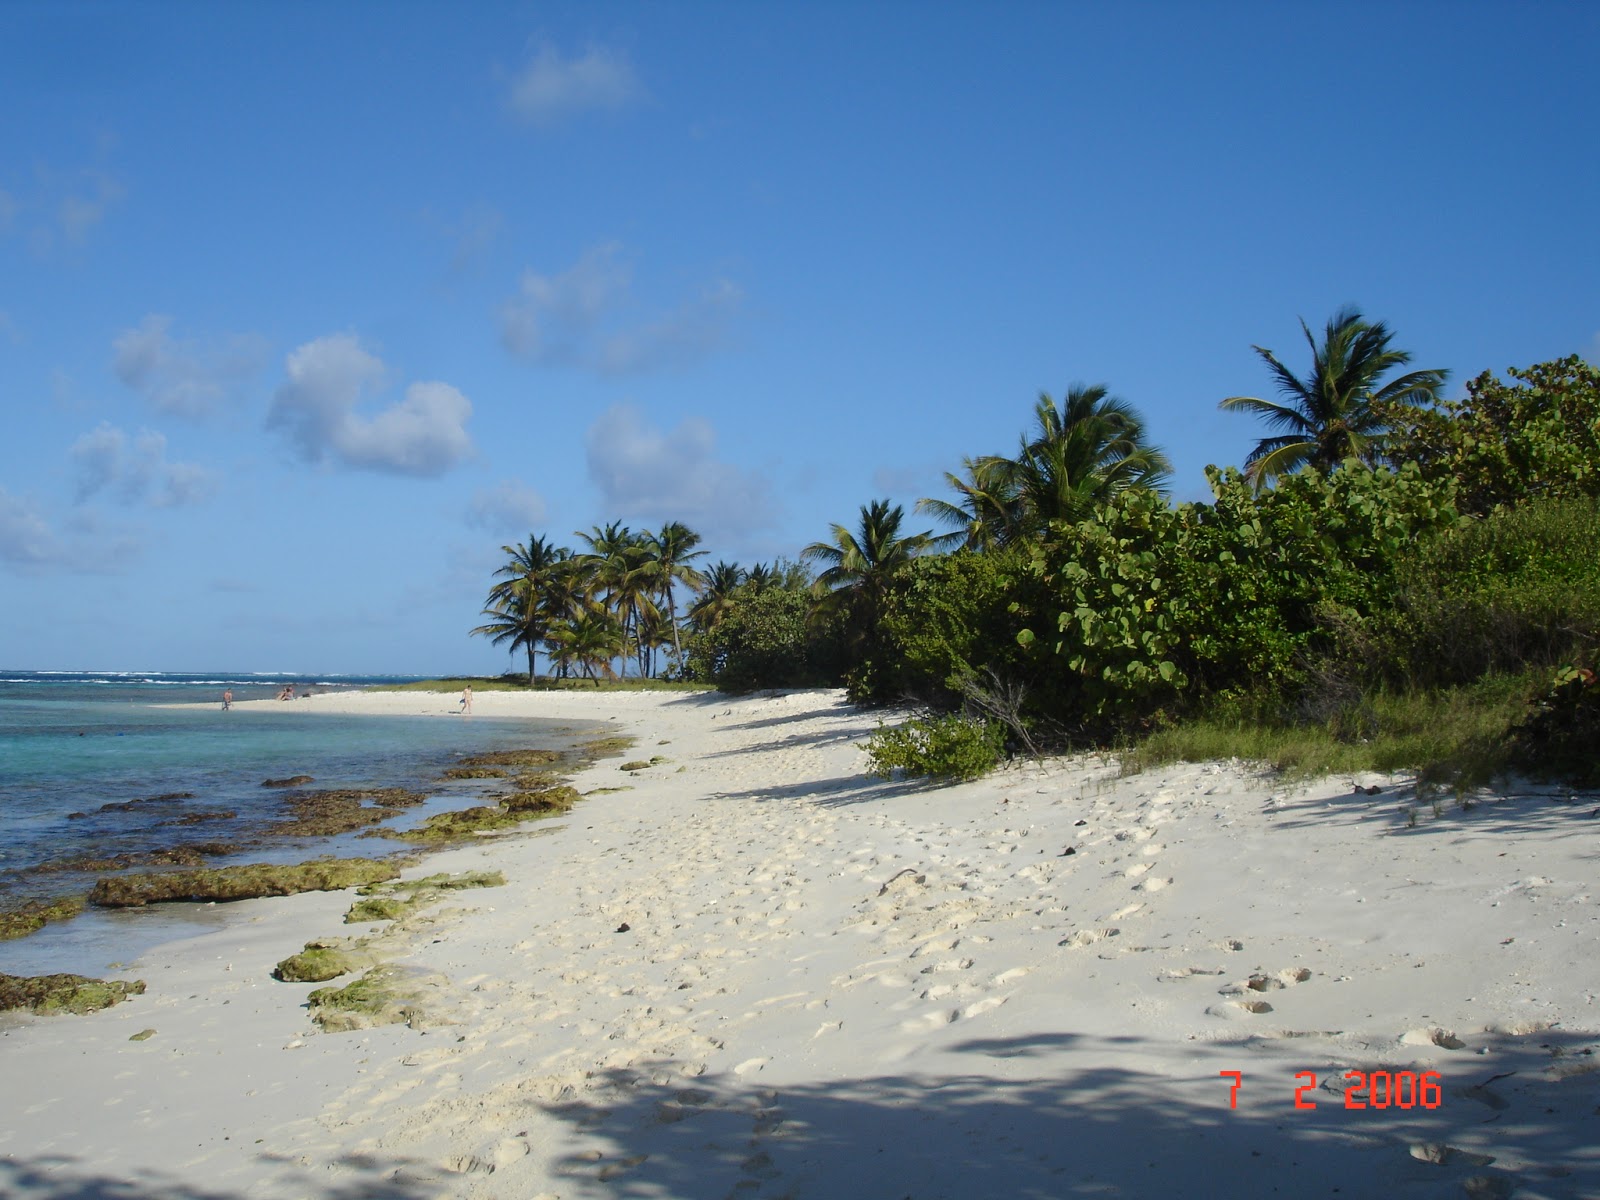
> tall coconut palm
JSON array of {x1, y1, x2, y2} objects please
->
[
  {"x1": 546, "y1": 610, "x2": 626, "y2": 685},
  {"x1": 472, "y1": 533, "x2": 567, "y2": 682},
  {"x1": 575, "y1": 522, "x2": 657, "y2": 676},
  {"x1": 689, "y1": 561, "x2": 745, "y2": 633},
  {"x1": 645, "y1": 521, "x2": 707, "y2": 666},
  {"x1": 803, "y1": 500, "x2": 934, "y2": 655},
  {"x1": 1220, "y1": 307, "x2": 1449, "y2": 487},
  {"x1": 917, "y1": 455, "x2": 1020, "y2": 551},
  {"x1": 997, "y1": 386, "x2": 1170, "y2": 535}
]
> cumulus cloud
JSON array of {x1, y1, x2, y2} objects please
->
[
  {"x1": 584, "y1": 403, "x2": 774, "y2": 537},
  {"x1": 501, "y1": 244, "x2": 741, "y2": 374},
  {"x1": 266, "y1": 334, "x2": 475, "y2": 476},
  {"x1": 507, "y1": 42, "x2": 642, "y2": 125},
  {"x1": 466, "y1": 480, "x2": 547, "y2": 533},
  {"x1": 68, "y1": 422, "x2": 219, "y2": 508},
  {"x1": 0, "y1": 486, "x2": 141, "y2": 573},
  {"x1": 0, "y1": 487, "x2": 62, "y2": 567},
  {"x1": 112, "y1": 314, "x2": 267, "y2": 419}
]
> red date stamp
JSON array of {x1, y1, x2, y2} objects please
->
[{"x1": 1221, "y1": 1069, "x2": 1442, "y2": 1110}]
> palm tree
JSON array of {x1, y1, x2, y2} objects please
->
[
  {"x1": 472, "y1": 533, "x2": 567, "y2": 682},
  {"x1": 917, "y1": 455, "x2": 1020, "y2": 551},
  {"x1": 575, "y1": 522, "x2": 657, "y2": 677},
  {"x1": 645, "y1": 521, "x2": 707, "y2": 667},
  {"x1": 999, "y1": 386, "x2": 1170, "y2": 534},
  {"x1": 546, "y1": 610, "x2": 626, "y2": 685},
  {"x1": 689, "y1": 561, "x2": 745, "y2": 632},
  {"x1": 919, "y1": 387, "x2": 1169, "y2": 546},
  {"x1": 803, "y1": 500, "x2": 934, "y2": 649},
  {"x1": 1220, "y1": 307, "x2": 1449, "y2": 487}
]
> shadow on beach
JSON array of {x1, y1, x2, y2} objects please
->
[{"x1": 0, "y1": 1155, "x2": 440, "y2": 1200}]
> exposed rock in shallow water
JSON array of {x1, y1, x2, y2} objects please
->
[
  {"x1": 265, "y1": 788, "x2": 428, "y2": 837},
  {"x1": 439, "y1": 766, "x2": 508, "y2": 780},
  {"x1": 67, "y1": 792, "x2": 197, "y2": 818},
  {"x1": 307, "y1": 964, "x2": 455, "y2": 1032},
  {"x1": 455, "y1": 748, "x2": 563, "y2": 769},
  {"x1": 0, "y1": 972, "x2": 145, "y2": 1015},
  {"x1": 88, "y1": 858, "x2": 400, "y2": 907},
  {"x1": 261, "y1": 775, "x2": 314, "y2": 788},
  {"x1": 0, "y1": 896, "x2": 87, "y2": 940},
  {"x1": 273, "y1": 938, "x2": 381, "y2": 983},
  {"x1": 31, "y1": 843, "x2": 240, "y2": 874},
  {"x1": 393, "y1": 805, "x2": 526, "y2": 842},
  {"x1": 501, "y1": 785, "x2": 580, "y2": 815}
]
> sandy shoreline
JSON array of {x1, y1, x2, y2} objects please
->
[{"x1": 2, "y1": 687, "x2": 1597, "y2": 1199}]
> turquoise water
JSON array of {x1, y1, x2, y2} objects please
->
[{"x1": 0, "y1": 671, "x2": 579, "y2": 977}]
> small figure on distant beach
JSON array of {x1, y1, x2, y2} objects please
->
[
  {"x1": 278, "y1": 684, "x2": 296, "y2": 702},
  {"x1": 222, "y1": 688, "x2": 233, "y2": 711},
  {"x1": 459, "y1": 685, "x2": 473, "y2": 715}
]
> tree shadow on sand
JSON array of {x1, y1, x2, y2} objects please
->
[{"x1": 0, "y1": 1152, "x2": 444, "y2": 1200}]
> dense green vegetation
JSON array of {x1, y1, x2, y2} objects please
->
[{"x1": 471, "y1": 313, "x2": 1598, "y2": 787}]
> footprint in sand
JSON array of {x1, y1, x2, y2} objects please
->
[
  {"x1": 1158, "y1": 966, "x2": 1225, "y2": 982},
  {"x1": 1125, "y1": 862, "x2": 1153, "y2": 879},
  {"x1": 1206, "y1": 999, "x2": 1274, "y2": 1017},
  {"x1": 900, "y1": 1008, "x2": 958, "y2": 1033},
  {"x1": 1400, "y1": 1027, "x2": 1466, "y2": 1050},
  {"x1": 1061, "y1": 927, "x2": 1119, "y2": 948},
  {"x1": 1135, "y1": 876, "x2": 1171, "y2": 892},
  {"x1": 1220, "y1": 967, "x2": 1310, "y2": 994},
  {"x1": 1109, "y1": 901, "x2": 1145, "y2": 920},
  {"x1": 961, "y1": 995, "x2": 1009, "y2": 1020}
]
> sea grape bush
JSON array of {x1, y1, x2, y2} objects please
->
[
  {"x1": 864, "y1": 713, "x2": 1006, "y2": 781},
  {"x1": 1386, "y1": 356, "x2": 1600, "y2": 515}
]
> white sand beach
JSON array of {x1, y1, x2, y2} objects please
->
[{"x1": 2, "y1": 687, "x2": 1596, "y2": 1199}]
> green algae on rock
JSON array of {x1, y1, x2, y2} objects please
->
[
  {"x1": 261, "y1": 775, "x2": 314, "y2": 788},
  {"x1": 344, "y1": 871, "x2": 506, "y2": 925},
  {"x1": 273, "y1": 938, "x2": 381, "y2": 983},
  {"x1": 0, "y1": 896, "x2": 87, "y2": 941},
  {"x1": 579, "y1": 735, "x2": 635, "y2": 758},
  {"x1": 501, "y1": 785, "x2": 580, "y2": 815},
  {"x1": 265, "y1": 788, "x2": 428, "y2": 838},
  {"x1": 439, "y1": 765, "x2": 508, "y2": 779},
  {"x1": 88, "y1": 858, "x2": 400, "y2": 908},
  {"x1": 0, "y1": 972, "x2": 146, "y2": 1015},
  {"x1": 456, "y1": 748, "x2": 563, "y2": 769},
  {"x1": 307, "y1": 965, "x2": 453, "y2": 1032}
]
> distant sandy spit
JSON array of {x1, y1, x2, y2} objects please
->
[{"x1": 3, "y1": 687, "x2": 1597, "y2": 1199}]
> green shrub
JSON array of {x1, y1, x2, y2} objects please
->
[
  {"x1": 864, "y1": 714, "x2": 1005, "y2": 781},
  {"x1": 1380, "y1": 497, "x2": 1600, "y2": 687},
  {"x1": 685, "y1": 587, "x2": 845, "y2": 692}
]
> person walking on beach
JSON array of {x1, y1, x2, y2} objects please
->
[
  {"x1": 459, "y1": 685, "x2": 473, "y2": 715},
  {"x1": 222, "y1": 688, "x2": 233, "y2": 711}
]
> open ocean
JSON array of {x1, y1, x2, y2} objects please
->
[{"x1": 0, "y1": 670, "x2": 581, "y2": 978}]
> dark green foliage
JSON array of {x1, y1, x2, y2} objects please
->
[
  {"x1": 1386, "y1": 356, "x2": 1600, "y2": 515},
  {"x1": 1512, "y1": 665, "x2": 1600, "y2": 784},
  {"x1": 867, "y1": 548, "x2": 1042, "y2": 707},
  {"x1": 1380, "y1": 498, "x2": 1600, "y2": 687},
  {"x1": 684, "y1": 586, "x2": 845, "y2": 692},
  {"x1": 864, "y1": 714, "x2": 1005, "y2": 781}
]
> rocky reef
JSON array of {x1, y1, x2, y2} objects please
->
[
  {"x1": 0, "y1": 896, "x2": 87, "y2": 941},
  {"x1": 88, "y1": 858, "x2": 400, "y2": 907},
  {"x1": 0, "y1": 972, "x2": 145, "y2": 1015}
]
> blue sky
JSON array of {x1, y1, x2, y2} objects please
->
[{"x1": 2, "y1": 2, "x2": 1596, "y2": 675}]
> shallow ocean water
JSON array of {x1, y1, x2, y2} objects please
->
[{"x1": 0, "y1": 671, "x2": 582, "y2": 976}]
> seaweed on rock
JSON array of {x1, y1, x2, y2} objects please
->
[
  {"x1": 88, "y1": 858, "x2": 400, "y2": 908},
  {"x1": 0, "y1": 972, "x2": 145, "y2": 1015}
]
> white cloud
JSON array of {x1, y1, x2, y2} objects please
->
[
  {"x1": 68, "y1": 422, "x2": 218, "y2": 508},
  {"x1": 0, "y1": 487, "x2": 62, "y2": 567},
  {"x1": 112, "y1": 314, "x2": 267, "y2": 419},
  {"x1": 59, "y1": 170, "x2": 124, "y2": 244},
  {"x1": 501, "y1": 243, "x2": 741, "y2": 374},
  {"x1": 507, "y1": 42, "x2": 641, "y2": 125},
  {"x1": 501, "y1": 242, "x2": 630, "y2": 364},
  {"x1": 467, "y1": 480, "x2": 547, "y2": 533},
  {"x1": 0, "y1": 486, "x2": 141, "y2": 573},
  {"x1": 584, "y1": 403, "x2": 775, "y2": 537},
  {"x1": 266, "y1": 334, "x2": 475, "y2": 476}
]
